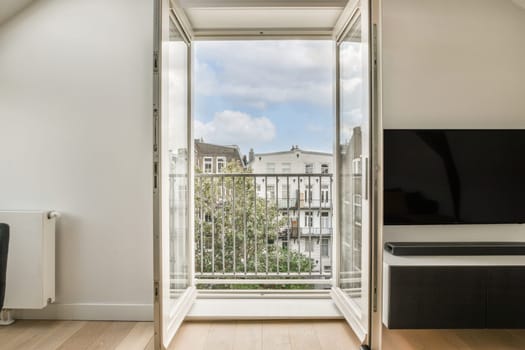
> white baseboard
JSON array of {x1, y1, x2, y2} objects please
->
[
  {"x1": 12, "y1": 298, "x2": 343, "y2": 321},
  {"x1": 14, "y1": 303, "x2": 154, "y2": 321}
]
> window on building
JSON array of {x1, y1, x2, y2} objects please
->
[
  {"x1": 267, "y1": 162, "x2": 276, "y2": 173},
  {"x1": 305, "y1": 239, "x2": 314, "y2": 252},
  {"x1": 216, "y1": 157, "x2": 226, "y2": 173},
  {"x1": 352, "y1": 157, "x2": 362, "y2": 176},
  {"x1": 173, "y1": 185, "x2": 186, "y2": 204},
  {"x1": 281, "y1": 184, "x2": 289, "y2": 200},
  {"x1": 203, "y1": 157, "x2": 213, "y2": 173},
  {"x1": 304, "y1": 211, "x2": 313, "y2": 227},
  {"x1": 321, "y1": 184, "x2": 329, "y2": 203},
  {"x1": 321, "y1": 238, "x2": 330, "y2": 257},
  {"x1": 267, "y1": 184, "x2": 276, "y2": 200},
  {"x1": 321, "y1": 163, "x2": 329, "y2": 174},
  {"x1": 305, "y1": 163, "x2": 314, "y2": 174},
  {"x1": 320, "y1": 212, "x2": 330, "y2": 229},
  {"x1": 281, "y1": 162, "x2": 291, "y2": 173},
  {"x1": 304, "y1": 185, "x2": 312, "y2": 204}
]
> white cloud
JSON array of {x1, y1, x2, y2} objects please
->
[
  {"x1": 195, "y1": 110, "x2": 276, "y2": 150},
  {"x1": 339, "y1": 41, "x2": 366, "y2": 144},
  {"x1": 195, "y1": 41, "x2": 333, "y2": 109}
]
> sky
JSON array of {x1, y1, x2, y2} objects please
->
[{"x1": 194, "y1": 41, "x2": 335, "y2": 155}]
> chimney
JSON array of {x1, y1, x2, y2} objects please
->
[{"x1": 249, "y1": 148, "x2": 255, "y2": 163}]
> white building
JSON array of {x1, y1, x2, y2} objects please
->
[{"x1": 249, "y1": 146, "x2": 334, "y2": 274}]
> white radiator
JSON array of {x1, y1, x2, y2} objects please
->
[{"x1": 0, "y1": 211, "x2": 56, "y2": 310}]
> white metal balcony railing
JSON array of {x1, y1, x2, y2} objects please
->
[
  {"x1": 299, "y1": 227, "x2": 333, "y2": 236},
  {"x1": 275, "y1": 198, "x2": 332, "y2": 209},
  {"x1": 192, "y1": 173, "x2": 333, "y2": 289}
]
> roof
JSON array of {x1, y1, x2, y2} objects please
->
[
  {"x1": 194, "y1": 140, "x2": 244, "y2": 162},
  {"x1": 248, "y1": 147, "x2": 332, "y2": 167},
  {"x1": 253, "y1": 148, "x2": 332, "y2": 157}
]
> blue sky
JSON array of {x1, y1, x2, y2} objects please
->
[{"x1": 194, "y1": 41, "x2": 334, "y2": 155}]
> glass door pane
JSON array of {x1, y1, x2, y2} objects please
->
[
  {"x1": 154, "y1": 1, "x2": 195, "y2": 348},
  {"x1": 333, "y1": 1, "x2": 372, "y2": 345},
  {"x1": 166, "y1": 13, "x2": 189, "y2": 302}
]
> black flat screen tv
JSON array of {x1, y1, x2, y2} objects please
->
[{"x1": 384, "y1": 129, "x2": 525, "y2": 225}]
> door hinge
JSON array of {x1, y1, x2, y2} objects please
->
[
  {"x1": 373, "y1": 286, "x2": 378, "y2": 312},
  {"x1": 153, "y1": 108, "x2": 159, "y2": 153},
  {"x1": 154, "y1": 281, "x2": 159, "y2": 301},
  {"x1": 153, "y1": 161, "x2": 159, "y2": 190},
  {"x1": 153, "y1": 50, "x2": 159, "y2": 73},
  {"x1": 372, "y1": 24, "x2": 378, "y2": 69}
]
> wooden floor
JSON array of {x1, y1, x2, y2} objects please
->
[
  {"x1": 0, "y1": 321, "x2": 154, "y2": 350},
  {"x1": 382, "y1": 326, "x2": 525, "y2": 350},
  {"x1": 169, "y1": 320, "x2": 360, "y2": 350},
  {"x1": 1, "y1": 320, "x2": 525, "y2": 350},
  {"x1": 0, "y1": 320, "x2": 359, "y2": 350}
]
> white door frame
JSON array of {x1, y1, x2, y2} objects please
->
[
  {"x1": 153, "y1": 0, "x2": 384, "y2": 348},
  {"x1": 153, "y1": 0, "x2": 196, "y2": 349},
  {"x1": 369, "y1": 1, "x2": 384, "y2": 349},
  {"x1": 331, "y1": 0, "x2": 382, "y2": 348}
]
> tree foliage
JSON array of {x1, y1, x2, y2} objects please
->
[{"x1": 195, "y1": 161, "x2": 314, "y2": 287}]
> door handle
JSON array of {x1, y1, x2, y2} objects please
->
[{"x1": 364, "y1": 156, "x2": 369, "y2": 201}]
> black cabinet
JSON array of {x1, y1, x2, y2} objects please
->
[
  {"x1": 387, "y1": 266, "x2": 525, "y2": 329},
  {"x1": 486, "y1": 267, "x2": 525, "y2": 328}
]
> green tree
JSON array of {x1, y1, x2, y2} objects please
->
[{"x1": 195, "y1": 160, "x2": 313, "y2": 288}]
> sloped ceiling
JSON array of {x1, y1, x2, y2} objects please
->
[{"x1": 0, "y1": 0, "x2": 35, "y2": 25}]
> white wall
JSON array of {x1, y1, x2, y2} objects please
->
[
  {"x1": 383, "y1": 0, "x2": 525, "y2": 129},
  {"x1": 382, "y1": 0, "x2": 525, "y2": 242},
  {"x1": 0, "y1": 0, "x2": 154, "y2": 320}
]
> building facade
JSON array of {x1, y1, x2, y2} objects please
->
[
  {"x1": 249, "y1": 146, "x2": 334, "y2": 274},
  {"x1": 195, "y1": 139, "x2": 245, "y2": 173}
]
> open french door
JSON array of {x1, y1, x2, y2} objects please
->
[
  {"x1": 332, "y1": 0, "x2": 376, "y2": 349},
  {"x1": 153, "y1": 0, "x2": 195, "y2": 349}
]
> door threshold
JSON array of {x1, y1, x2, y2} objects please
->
[
  {"x1": 186, "y1": 296, "x2": 343, "y2": 320},
  {"x1": 196, "y1": 289, "x2": 332, "y2": 299}
]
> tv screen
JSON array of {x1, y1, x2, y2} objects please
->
[{"x1": 384, "y1": 130, "x2": 525, "y2": 225}]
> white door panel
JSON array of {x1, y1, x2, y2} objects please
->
[
  {"x1": 333, "y1": 0, "x2": 372, "y2": 348},
  {"x1": 154, "y1": 1, "x2": 195, "y2": 349}
]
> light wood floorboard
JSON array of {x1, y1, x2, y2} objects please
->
[
  {"x1": 0, "y1": 321, "x2": 153, "y2": 350},
  {"x1": 233, "y1": 321, "x2": 262, "y2": 350},
  {"x1": 168, "y1": 320, "x2": 210, "y2": 350},
  {"x1": 382, "y1": 326, "x2": 525, "y2": 350},
  {"x1": 115, "y1": 322, "x2": 154, "y2": 350},
  {"x1": 169, "y1": 321, "x2": 360, "y2": 350},
  {"x1": 261, "y1": 321, "x2": 292, "y2": 350},
  {"x1": 314, "y1": 320, "x2": 361, "y2": 350}
]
